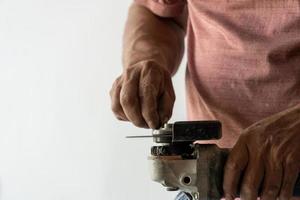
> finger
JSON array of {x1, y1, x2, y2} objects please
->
[
  {"x1": 261, "y1": 161, "x2": 283, "y2": 200},
  {"x1": 240, "y1": 153, "x2": 264, "y2": 200},
  {"x1": 120, "y1": 70, "x2": 147, "y2": 128},
  {"x1": 158, "y1": 74, "x2": 175, "y2": 125},
  {"x1": 223, "y1": 134, "x2": 249, "y2": 200},
  {"x1": 279, "y1": 156, "x2": 299, "y2": 200},
  {"x1": 139, "y1": 86, "x2": 159, "y2": 129},
  {"x1": 158, "y1": 92, "x2": 175, "y2": 125},
  {"x1": 110, "y1": 77, "x2": 128, "y2": 121},
  {"x1": 139, "y1": 68, "x2": 161, "y2": 129}
]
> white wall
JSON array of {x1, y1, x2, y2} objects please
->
[{"x1": 0, "y1": 0, "x2": 186, "y2": 199}]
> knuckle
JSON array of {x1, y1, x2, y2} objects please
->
[
  {"x1": 110, "y1": 78, "x2": 122, "y2": 97},
  {"x1": 225, "y1": 160, "x2": 240, "y2": 171},
  {"x1": 140, "y1": 84, "x2": 157, "y2": 97},
  {"x1": 241, "y1": 184, "x2": 256, "y2": 196},
  {"x1": 120, "y1": 94, "x2": 136, "y2": 107},
  {"x1": 264, "y1": 184, "x2": 281, "y2": 195}
]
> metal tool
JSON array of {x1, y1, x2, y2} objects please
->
[{"x1": 127, "y1": 121, "x2": 300, "y2": 200}]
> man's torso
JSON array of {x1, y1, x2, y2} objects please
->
[{"x1": 186, "y1": 0, "x2": 300, "y2": 147}]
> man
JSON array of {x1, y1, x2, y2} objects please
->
[{"x1": 110, "y1": 0, "x2": 300, "y2": 199}]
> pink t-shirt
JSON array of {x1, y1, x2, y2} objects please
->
[{"x1": 135, "y1": 0, "x2": 300, "y2": 148}]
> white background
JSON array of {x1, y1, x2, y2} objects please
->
[{"x1": 0, "y1": 0, "x2": 187, "y2": 200}]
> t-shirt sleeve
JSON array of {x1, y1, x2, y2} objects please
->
[{"x1": 134, "y1": 0, "x2": 186, "y2": 17}]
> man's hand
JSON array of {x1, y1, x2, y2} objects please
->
[
  {"x1": 223, "y1": 106, "x2": 300, "y2": 200},
  {"x1": 109, "y1": 3, "x2": 186, "y2": 129},
  {"x1": 110, "y1": 60, "x2": 175, "y2": 129}
]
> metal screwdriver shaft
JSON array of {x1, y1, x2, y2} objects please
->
[{"x1": 126, "y1": 134, "x2": 172, "y2": 139}]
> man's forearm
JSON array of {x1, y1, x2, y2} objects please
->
[
  {"x1": 110, "y1": 3, "x2": 186, "y2": 128},
  {"x1": 123, "y1": 3, "x2": 186, "y2": 75}
]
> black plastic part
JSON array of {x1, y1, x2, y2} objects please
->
[{"x1": 172, "y1": 121, "x2": 222, "y2": 142}]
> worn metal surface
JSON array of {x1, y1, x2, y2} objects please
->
[{"x1": 149, "y1": 144, "x2": 228, "y2": 200}]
